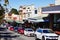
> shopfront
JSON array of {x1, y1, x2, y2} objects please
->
[{"x1": 42, "y1": 5, "x2": 60, "y2": 31}]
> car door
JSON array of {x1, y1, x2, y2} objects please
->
[{"x1": 35, "y1": 29, "x2": 42, "y2": 39}]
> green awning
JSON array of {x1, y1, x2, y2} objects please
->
[
  {"x1": 6, "y1": 19, "x2": 13, "y2": 22},
  {"x1": 15, "y1": 21, "x2": 24, "y2": 24},
  {"x1": 15, "y1": 21, "x2": 21, "y2": 23}
]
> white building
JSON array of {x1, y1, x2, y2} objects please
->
[
  {"x1": 19, "y1": 4, "x2": 39, "y2": 20},
  {"x1": 4, "y1": 13, "x2": 19, "y2": 21},
  {"x1": 55, "y1": 0, "x2": 60, "y2": 5},
  {"x1": 37, "y1": 7, "x2": 48, "y2": 18}
]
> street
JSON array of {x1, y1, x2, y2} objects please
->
[
  {"x1": 12, "y1": 34, "x2": 35, "y2": 40},
  {"x1": 0, "y1": 29, "x2": 35, "y2": 40},
  {"x1": 8, "y1": 30, "x2": 35, "y2": 40},
  {"x1": 7, "y1": 30, "x2": 35, "y2": 40}
]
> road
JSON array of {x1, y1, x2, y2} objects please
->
[
  {"x1": 8, "y1": 30, "x2": 35, "y2": 40},
  {"x1": 0, "y1": 30, "x2": 35, "y2": 40},
  {"x1": 1, "y1": 29, "x2": 60, "y2": 40},
  {"x1": 7, "y1": 30, "x2": 35, "y2": 40},
  {"x1": 12, "y1": 34, "x2": 35, "y2": 40}
]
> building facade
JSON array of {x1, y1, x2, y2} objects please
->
[
  {"x1": 19, "y1": 4, "x2": 40, "y2": 21},
  {"x1": 55, "y1": 0, "x2": 60, "y2": 5},
  {"x1": 38, "y1": 7, "x2": 48, "y2": 18},
  {"x1": 4, "y1": 13, "x2": 19, "y2": 22}
]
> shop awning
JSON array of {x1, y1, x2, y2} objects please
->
[
  {"x1": 42, "y1": 5, "x2": 60, "y2": 14},
  {"x1": 6, "y1": 19, "x2": 13, "y2": 22},
  {"x1": 44, "y1": 19, "x2": 49, "y2": 22},
  {"x1": 28, "y1": 18, "x2": 44, "y2": 23},
  {"x1": 15, "y1": 21, "x2": 24, "y2": 24},
  {"x1": 33, "y1": 19, "x2": 44, "y2": 22}
]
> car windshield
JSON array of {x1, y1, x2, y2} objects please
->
[
  {"x1": 25, "y1": 29, "x2": 33, "y2": 31},
  {"x1": 28, "y1": 29, "x2": 33, "y2": 31},
  {"x1": 37, "y1": 29, "x2": 42, "y2": 33},
  {"x1": 43, "y1": 30, "x2": 54, "y2": 33}
]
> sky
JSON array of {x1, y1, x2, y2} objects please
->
[{"x1": 1, "y1": 0, "x2": 55, "y2": 10}]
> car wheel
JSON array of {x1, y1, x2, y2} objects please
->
[
  {"x1": 35, "y1": 35, "x2": 39, "y2": 40},
  {"x1": 42, "y1": 36, "x2": 45, "y2": 40}
]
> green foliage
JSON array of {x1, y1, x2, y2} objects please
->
[
  {"x1": 3, "y1": 4, "x2": 7, "y2": 6},
  {"x1": 10, "y1": 8, "x2": 19, "y2": 15},
  {"x1": 0, "y1": 4, "x2": 5, "y2": 24},
  {"x1": 0, "y1": 4, "x2": 5, "y2": 16},
  {"x1": 4, "y1": 0, "x2": 9, "y2": 5}
]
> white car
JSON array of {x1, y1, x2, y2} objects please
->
[
  {"x1": 34, "y1": 28, "x2": 58, "y2": 40},
  {"x1": 24, "y1": 28, "x2": 34, "y2": 36}
]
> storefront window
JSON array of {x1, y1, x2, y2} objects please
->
[{"x1": 53, "y1": 14, "x2": 60, "y2": 31}]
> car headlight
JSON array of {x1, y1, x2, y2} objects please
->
[
  {"x1": 43, "y1": 35, "x2": 49, "y2": 37},
  {"x1": 46, "y1": 36, "x2": 49, "y2": 37}
]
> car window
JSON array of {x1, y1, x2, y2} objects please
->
[
  {"x1": 28, "y1": 30, "x2": 33, "y2": 31},
  {"x1": 43, "y1": 30, "x2": 54, "y2": 33},
  {"x1": 37, "y1": 29, "x2": 42, "y2": 33},
  {"x1": 25, "y1": 29, "x2": 33, "y2": 31}
]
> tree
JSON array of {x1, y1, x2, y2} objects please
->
[
  {"x1": 10, "y1": 8, "x2": 19, "y2": 15},
  {"x1": 4, "y1": 0, "x2": 9, "y2": 5},
  {"x1": 0, "y1": 0, "x2": 9, "y2": 6},
  {"x1": 0, "y1": 4, "x2": 5, "y2": 24},
  {"x1": 0, "y1": 4, "x2": 5, "y2": 16}
]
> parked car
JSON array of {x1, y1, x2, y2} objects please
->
[
  {"x1": 24, "y1": 28, "x2": 34, "y2": 36},
  {"x1": 17, "y1": 27, "x2": 24, "y2": 34},
  {"x1": 14, "y1": 26, "x2": 18, "y2": 32},
  {"x1": 0, "y1": 27, "x2": 7, "y2": 31},
  {"x1": 55, "y1": 31, "x2": 60, "y2": 35},
  {"x1": 8, "y1": 26, "x2": 14, "y2": 31},
  {"x1": 34, "y1": 28, "x2": 58, "y2": 40}
]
